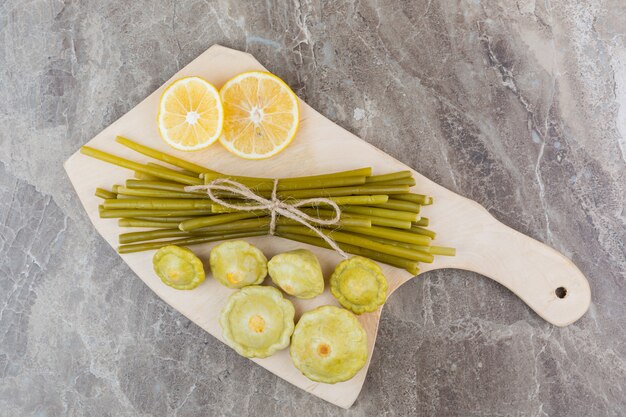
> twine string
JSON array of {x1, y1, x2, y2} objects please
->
[{"x1": 185, "y1": 178, "x2": 349, "y2": 259}]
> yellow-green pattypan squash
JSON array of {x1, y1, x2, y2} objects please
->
[
  {"x1": 152, "y1": 245, "x2": 205, "y2": 290},
  {"x1": 290, "y1": 305, "x2": 367, "y2": 383},
  {"x1": 220, "y1": 286, "x2": 295, "y2": 358},
  {"x1": 330, "y1": 256, "x2": 387, "y2": 314},
  {"x1": 268, "y1": 249, "x2": 324, "y2": 299},
  {"x1": 210, "y1": 240, "x2": 267, "y2": 288}
]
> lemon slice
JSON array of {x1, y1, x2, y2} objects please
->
[
  {"x1": 219, "y1": 71, "x2": 300, "y2": 159},
  {"x1": 158, "y1": 76, "x2": 223, "y2": 151}
]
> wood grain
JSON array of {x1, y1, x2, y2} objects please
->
[{"x1": 64, "y1": 45, "x2": 591, "y2": 408}]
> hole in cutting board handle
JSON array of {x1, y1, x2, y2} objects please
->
[{"x1": 555, "y1": 287, "x2": 567, "y2": 299}]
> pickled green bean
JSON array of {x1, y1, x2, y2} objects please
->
[
  {"x1": 203, "y1": 172, "x2": 367, "y2": 191},
  {"x1": 327, "y1": 195, "x2": 389, "y2": 205},
  {"x1": 281, "y1": 167, "x2": 372, "y2": 181},
  {"x1": 99, "y1": 208, "x2": 212, "y2": 218},
  {"x1": 120, "y1": 228, "x2": 190, "y2": 244},
  {"x1": 115, "y1": 186, "x2": 204, "y2": 199},
  {"x1": 80, "y1": 146, "x2": 202, "y2": 185},
  {"x1": 341, "y1": 225, "x2": 432, "y2": 246},
  {"x1": 134, "y1": 216, "x2": 194, "y2": 223},
  {"x1": 121, "y1": 227, "x2": 272, "y2": 244},
  {"x1": 125, "y1": 179, "x2": 205, "y2": 194},
  {"x1": 339, "y1": 205, "x2": 419, "y2": 222},
  {"x1": 103, "y1": 198, "x2": 214, "y2": 210},
  {"x1": 116, "y1": 136, "x2": 215, "y2": 174},
  {"x1": 117, "y1": 231, "x2": 267, "y2": 254},
  {"x1": 95, "y1": 188, "x2": 117, "y2": 199},
  {"x1": 146, "y1": 163, "x2": 199, "y2": 178},
  {"x1": 373, "y1": 177, "x2": 416, "y2": 186},
  {"x1": 299, "y1": 208, "x2": 405, "y2": 229},
  {"x1": 202, "y1": 167, "x2": 373, "y2": 185},
  {"x1": 354, "y1": 216, "x2": 410, "y2": 229},
  {"x1": 372, "y1": 199, "x2": 421, "y2": 213},
  {"x1": 299, "y1": 208, "x2": 409, "y2": 229},
  {"x1": 179, "y1": 211, "x2": 266, "y2": 231},
  {"x1": 144, "y1": 163, "x2": 203, "y2": 184},
  {"x1": 411, "y1": 226, "x2": 436, "y2": 239},
  {"x1": 364, "y1": 171, "x2": 412, "y2": 183},
  {"x1": 118, "y1": 219, "x2": 182, "y2": 229},
  {"x1": 414, "y1": 217, "x2": 429, "y2": 227},
  {"x1": 288, "y1": 215, "x2": 371, "y2": 228},
  {"x1": 428, "y1": 246, "x2": 456, "y2": 256},
  {"x1": 134, "y1": 171, "x2": 161, "y2": 181},
  {"x1": 278, "y1": 184, "x2": 410, "y2": 199},
  {"x1": 348, "y1": 234, "x2": 434, "y2": 262},
  {"x1": 209, "y1": 203, "x2": 252, "y2": 213},
  {"x1": 393, "y1": 193, "x2": 433, "y2": 205},
  {"x1": 358, "y1": 234, "x2": 432, "y2": 252},
  {"x1": 189, "y1": 218, "x2": 271, "y2": 234}
]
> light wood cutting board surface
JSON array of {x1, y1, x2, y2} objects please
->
[{"x1": 64, "y1": 45, "x2": 591, "y2": 408}]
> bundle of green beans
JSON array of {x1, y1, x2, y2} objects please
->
[{"x1": 82, "y1": 136, "x2": 454, "y2": 274}]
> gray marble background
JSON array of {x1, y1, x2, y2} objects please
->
[{"x1": 1, "y1": 0, "x2": 625, "y2": 416}]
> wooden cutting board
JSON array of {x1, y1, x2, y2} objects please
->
[{"x1": 64, "y1": 45, "x2": 591, "y2": 408}]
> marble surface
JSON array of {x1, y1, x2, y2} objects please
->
[{"x1": 1, "y1": 0, "x2": 625, "y2": 415}]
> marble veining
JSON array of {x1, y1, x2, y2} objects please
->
[{"x1": 0, "y1": 0, "x2": 624, "y2": 416}]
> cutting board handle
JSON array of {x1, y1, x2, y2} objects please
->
[{"x1": 428, "y1": 198, "x2": 591, "y2": 327}]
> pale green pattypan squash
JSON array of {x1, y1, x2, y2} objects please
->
[
  {"x1": 330, "y1": 256, "x2": 387, "y2": 314},
  {"x1": 290, "y1": 305, "x2": 367, "y2": 383},
  {"x1": 220, "y1": 286, "x2": 295, "y2": 358},
  {"x1": 152, "y1": 245, "x2": 205, "y2": 290},
  {"x1": 268, "y1": 249, "x2": 324, "y2": 299},
  {"x1": 209, "y1": 240, "x2": 267, "y2": 288}
]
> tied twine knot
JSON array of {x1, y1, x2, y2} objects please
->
[{"x1": 185, "y1": 179, "x2": 349, "y2": 259}]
